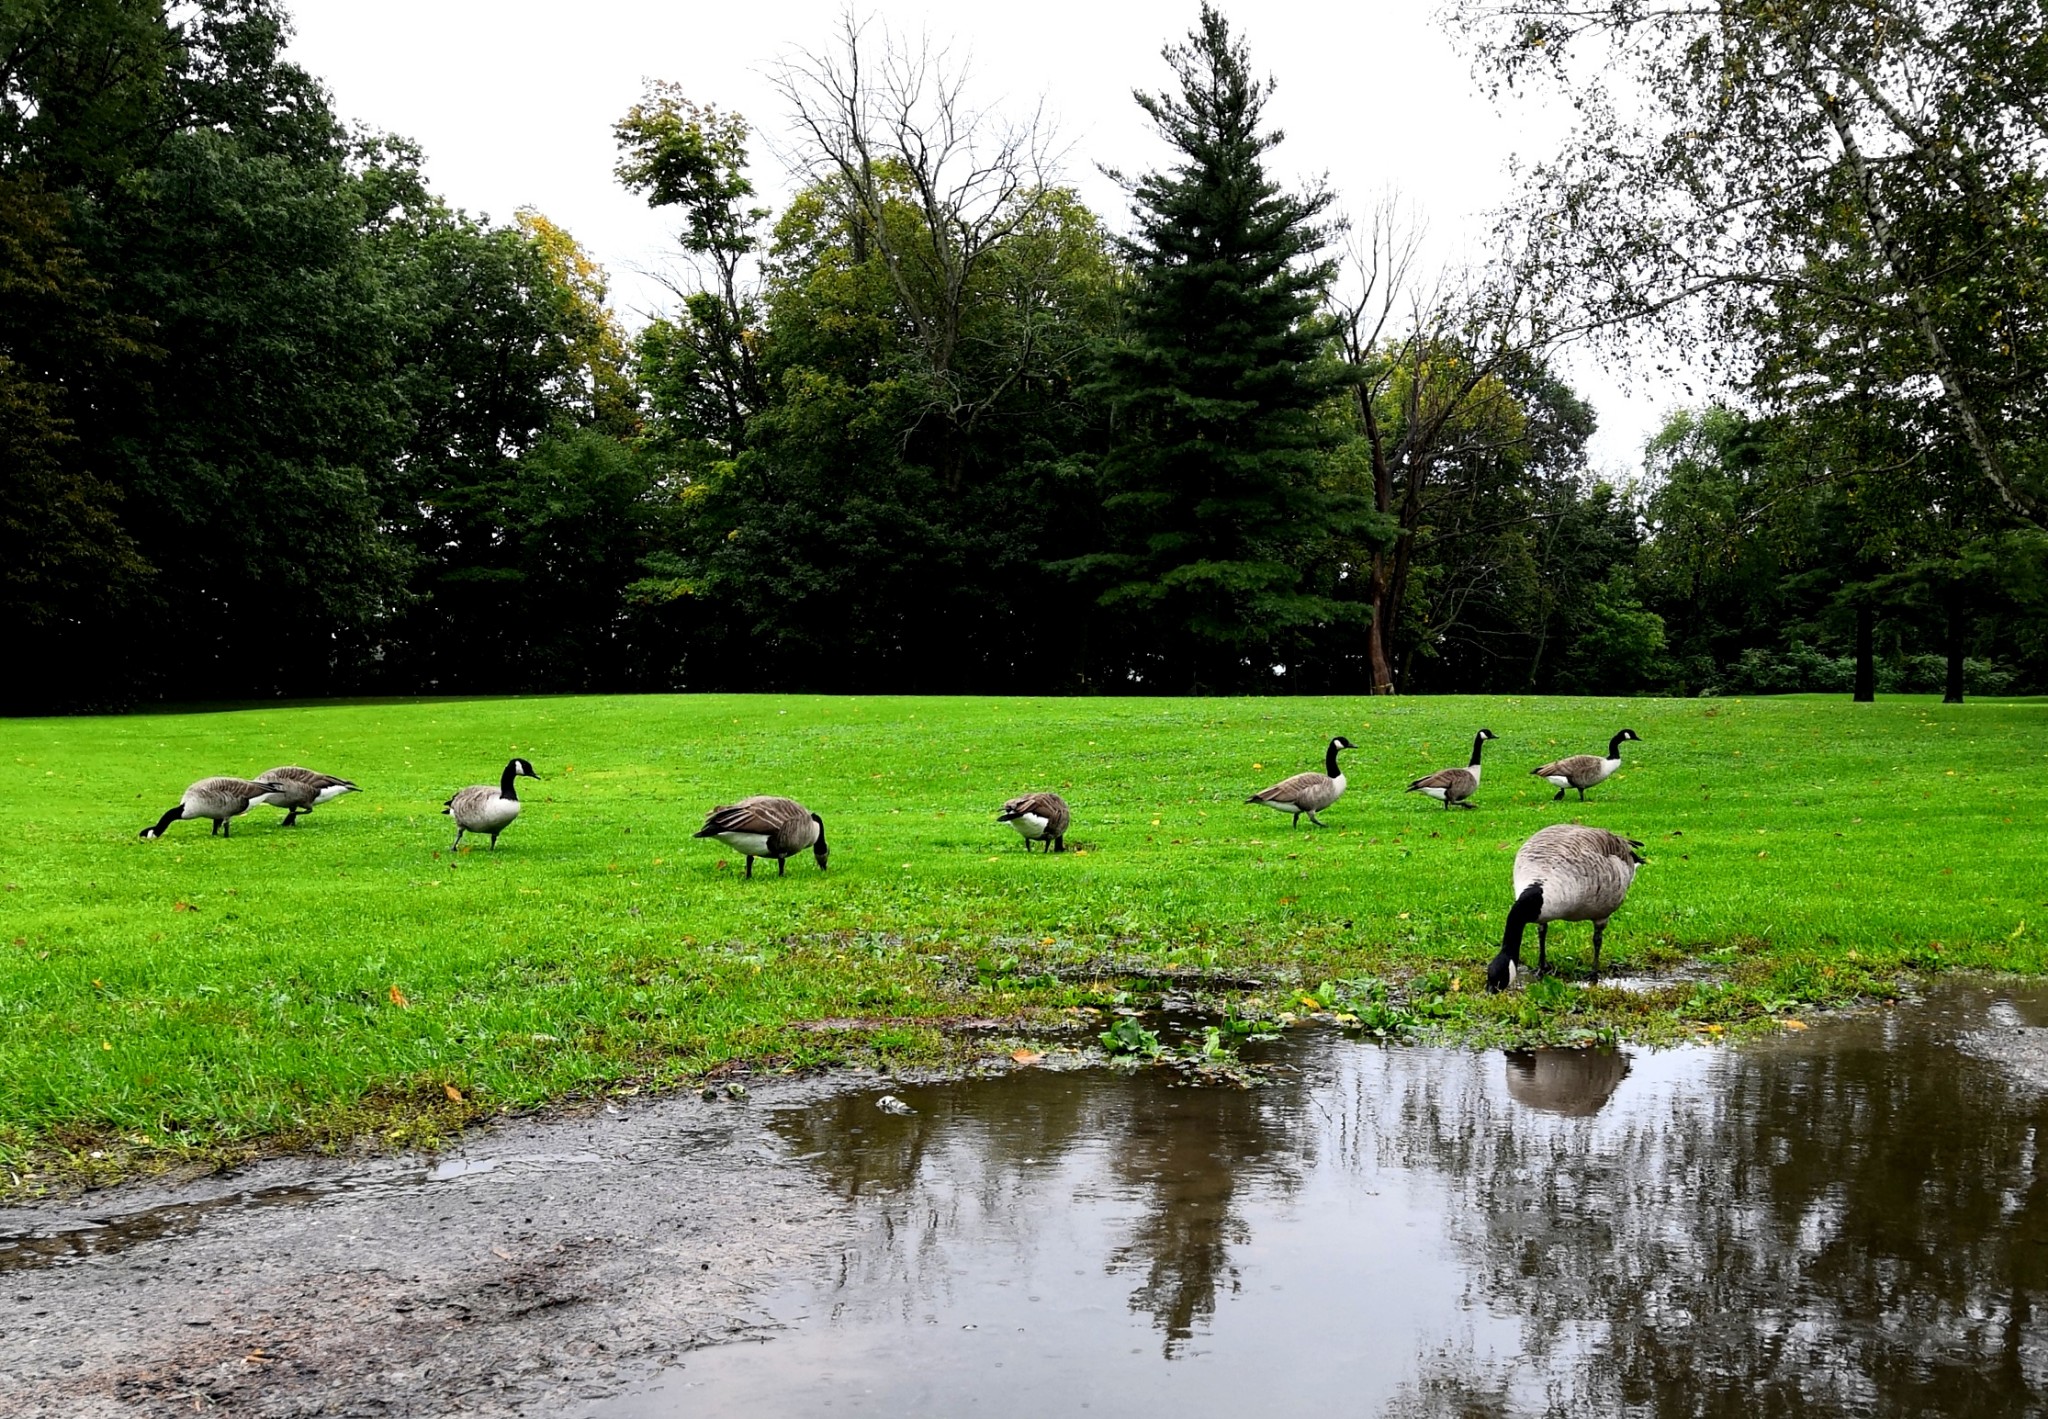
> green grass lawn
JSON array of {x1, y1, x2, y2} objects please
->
[{"x1": 2, "y1": 692, "x2": 2044, "y2": 1187}]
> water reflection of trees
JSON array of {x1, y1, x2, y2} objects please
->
[
  {"x1": 769, "y1": 1067, "x2": 1307, "y2": 1354},
  {"x1": 1375, "y1": 985, "x2": 2048, "y2": 1417}
]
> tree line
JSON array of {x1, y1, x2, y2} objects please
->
[{"x1": 6, "y1": 0, "x2": 2044, "y2": 711}]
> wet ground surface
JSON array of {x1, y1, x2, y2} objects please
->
[{"x1": 10, "y1": 980, "x2": 2048, "y2": 1415}]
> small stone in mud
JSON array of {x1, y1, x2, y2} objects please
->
[{"x1": 876, "y1": 1095, "x2": 915, "y2": 1115}]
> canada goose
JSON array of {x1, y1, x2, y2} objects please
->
[
  {"x1": 1485, "y1": 823, "x2": 1645, "y2": 991},
  {"x1": 254, "y1": 765, "x2": 360, "y2": 826},
  {"x1": 443, "y1": 758, "x2": 539, "y2": 851},
  {"x1": 1532, "y1": 729, "x2": 1640, "y2": 802},
  {"x1": 139, "y1": 777, "x2": 290, "y2": 839},
  {"x1": 1407, "y1": 729, "x2": 1497, "y2": 809},
  {"x1": 694, "y1": 795, "x2": 828, "y2": 878},
  {"x1": 1246, "y1": 736, "x2": 1355, "y2": 827},
  {"x1": 998, "y1": 792, "x2": 1070, "y2": 852}
]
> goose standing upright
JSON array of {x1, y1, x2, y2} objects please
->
[
  {"x1": 1485, "y1": 823, "x2": 1645, "y2": 990},
  {"x1": 695, "y1": 795, "x2": 829, "y2": 878},
  {"x1": 1532, "y1": 729, "x2": 1640, "y2": 802},
  {"x1": 443, "y1": 759, "x2": 539, "y2": 851},
  {"x1": 998, "y1": 792, "x2": 1070, "y2": 852},
  {"x1": 1407, "y1": 729, "x2": 1497, "y2": 809},
  {"x1": 140, "y1": 777, "x2": 290, "y2": 838},
  {"x1": 1246, "y1": 736, "x2": 1355, "y2": 827},
  {"x1": 254, "y1": 765, "x2": 360, "y2": 825}
]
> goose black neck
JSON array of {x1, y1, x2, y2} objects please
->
[
  {"x1": 1487, "y1": 883, "x2": 1546, "y2": 989},
  {"x1": 1325, "y1": 741, "x2": 1344, "y2": 777},
  {"x1": 1608, "y1": 731, "x2": 1629, "y2": 759},
  {"x1": 499, "y1": 762, "x2": 522, "y2": 801},
  {"x1": 1470, "y1": 733, "x2": 1490, "y2": 767},
  {"x1": 147, "y1": 805, "x2": 182, "y2": 837}
]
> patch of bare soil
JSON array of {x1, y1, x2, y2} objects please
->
[{"x1": 0, "y1": 1081, "x2": 862, "y2": 1417}]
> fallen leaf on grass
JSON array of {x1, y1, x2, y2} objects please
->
[
  {"x1": 389, "y1": 984, "x2": 410, "y2": 1008},
  {"x1": 1781, "y1": 1020, "x2": 1808, "y2": 1030},
  {"x1": 443, "y1": 1083, "x2": 464, "y2": 1102},
  {"x1": 172, "y1": 901, "x2": 195, "y2": 913},
  {"x1": 1009, "y1": 1049, "x2": 1043, "y2": 1065}
]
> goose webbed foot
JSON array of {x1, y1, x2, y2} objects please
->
[
  {"x1": 777, "y1": 857, "x2": 787, "y2": 876},
  {"x1": 1552, "y1": 787, "x2": 1566, "y2": 802}
]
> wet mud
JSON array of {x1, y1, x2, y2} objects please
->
[{"x1": 10, "y1": 980, "x2": 2048, "y2": 1416}]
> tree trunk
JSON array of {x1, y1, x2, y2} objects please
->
[
  {"x1": 1358, "y1": 386, "x2": 1398, "y2": 694},
  {"x1": 1944, "y1": 596, "x2": 1967, "y2": 704},
  {"x1": 1853, "y1": 600, "x2": 1875, "y2": 702}
]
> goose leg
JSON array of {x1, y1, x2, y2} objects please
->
[
  {"x1": 282, "y1": 809, "x2": 302, "y2": 827},
  {"x1": 744, "y1": 856, "x2": 754, "y2": 879},
  {"x1": 1537, "y1": 921, "x2": 1550, "y2": 978},
  {"x1": 1308, "y1": 811, "x2": 1324, "y2": 827},
  {"x1": 451, "y1": 827, "x2": 465, "y2": 853},
  {"x1": 1578, "y1": 787, "x2": 1588, "y2": 802},
  {"x1": 1292, "y1": 811, "x2": 1302, "y2": 827},
  {"x1": 778, "y1": 856, "x2": 787, "y2": 876},
  {"x1": 489, "y1": 832, "x2": 499, "y2": 850},
  {"x1": 221, "y1": 818, "x2": 231, "y2": 838},
  {"x1": 1552, "y1": 787, "x2": 1566, "y2": 802},
  {"x1": 1054, "y1": 835, "x2": 1065, "y2": 853},
  {"x1": 1591, "y1": 920, "x2": 1605, "y2": 983}
]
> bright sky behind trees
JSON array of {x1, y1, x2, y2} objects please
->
[{"x1": 282, "y1": 0, "x2": 1670, "y2": 472}]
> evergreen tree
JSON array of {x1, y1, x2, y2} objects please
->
[{"x1": 1082, "y1": 4, "x2": 1362, "y2": 691}]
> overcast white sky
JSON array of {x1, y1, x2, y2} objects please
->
[{"x1": 284, "y1": 0, "x2": 1683, "y2": 474}]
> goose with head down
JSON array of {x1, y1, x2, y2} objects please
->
[
  {"x1": 998, "y1": 792, "x2": 1070, "y2": 852},
  {"x1": 254, "y1": 765, "x2": 360, "y2": 826},
  {"x1": 695, "y1": 795, "x2": 829, "y2": 878},
  {"x1": 1407, "y1": 729, "x2": 1496, "y2": 809},
  {"x1": 1485, "y1": 822, "x2": 1645, "y2": 991},
  {"x1": 1246, "y1": 736, "x2": 1355, "y2": 827},
  {"x1": 140, "y1": 776, "x2": 290, "y2": 839}
]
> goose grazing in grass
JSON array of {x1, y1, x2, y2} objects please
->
[
  {"x1": 443, "y1": 758, "x2": 539, "y2": 851},
  {"x1": 997, "y1": 792, "x2": 1070, "y2": 852},
  {"x1": 1532, "y1": 729, "x2": 1640, "y2": 802},
  {"x1": 695, "y1": 795, "x2": 828, "y2": 878},
  {"x1": 1247, "y1": 736, "x2": 1356, "y2": 827},
  {"x1": 1407, "y1": 729, "x2": 1496, "y2": 809},
  {"x1": 140, "y1": 777, "x2": 290, "y2": 839},
  {"x1": 254, "y1": 765, "x2": 360, "y2": 826},
  {"x1": 1485, "y1": 823, "x2": 1645, "y2": 991}
]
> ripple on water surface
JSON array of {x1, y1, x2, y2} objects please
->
[{"x1": 590, "y1": 980, "x2": 2048, "y2": 1418}]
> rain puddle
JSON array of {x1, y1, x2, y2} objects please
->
[{"x1": 590, "y1": 979, "x2": 2048, "y2": 1417}]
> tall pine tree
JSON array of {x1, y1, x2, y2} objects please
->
[{"x1": 1083, "y1": 4, "x2": 1361, "y2": 692}]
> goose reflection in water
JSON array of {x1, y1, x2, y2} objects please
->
[{"x1": 1503, "y1": 1047, "x2": 1631, "y2": 1117}]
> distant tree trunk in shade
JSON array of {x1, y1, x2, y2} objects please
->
[
  {"x1": 1853, "y1": 600, "x2": 1875, "y2": 703},
  {"x1": 1945, "y1": 598, "x2": 1967, "y2": 704}
]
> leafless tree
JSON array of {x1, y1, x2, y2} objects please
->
[{"x1": 768, "y1": 9, "x2": 1071, "y2": 484}]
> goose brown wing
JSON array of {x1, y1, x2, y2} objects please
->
[
  {"x1": 1533, "y1": 753, "x2": 1603, "y2": 782},
  {"x1": 1003, "y1": 792, "x2": 1070, "y2": 832},
  {"x1": 1407, "y1": 767, "x2": 1473, "y2": 793},
  {"x1": 1250, "y1": 771, "x2": 1335, "y2": 808},
  {"x1": 443, "y1": 784, "x2": 495, "y2": 820},
  {"x1": 263, "y1": 765, "x2": 356, "y2": 791},
  {"x1": 697, "y1": 795, "x2": 815, "y2": 851}
]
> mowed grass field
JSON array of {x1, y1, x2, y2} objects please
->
[{"x1": 2, "y1": 692, "x2": 2044, "y2": 1186}]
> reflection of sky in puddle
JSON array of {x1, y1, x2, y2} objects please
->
[{"x1": 595, "y1": 980, "x2": 2048, "y2": 1417}]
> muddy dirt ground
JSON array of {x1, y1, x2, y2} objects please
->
[{"x1": 0, "y1": 1080, "x2": 864, "y2": 1417}]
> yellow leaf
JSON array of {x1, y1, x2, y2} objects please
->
[
  {"x1": 1298, "y1": 995, "x2": 1321, "y2": 1009},
  {"x1": 444, "y1": 1083, "x2": 464, "y2": 1102},
  {"x1": 389, "y1": 984, "x2": 410, "y2": 1008},
  {"x1": 1009, "y1": 1049, "x2": 1043, "y2": 1065},
  {"x1": 1781, "y1": 1019, "x2": 1808, "y2": 1031},
  {"x1": 1398, "y1": 911, "x2": 1411, "y2": 920},
  {"x1": 1450, "y1": 976, "x2": 1463, "y2": 992},
  {"x1": 101, "y1": 1040, "x2": 112, "y2": 1051}
]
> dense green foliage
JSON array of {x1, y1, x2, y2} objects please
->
[
  {"x1": 7, "y1": 0, "x2": 2048, "y2": 705},
  {"x1": 2, "y1": 692, "x2": 2043, "y2": 1184}
]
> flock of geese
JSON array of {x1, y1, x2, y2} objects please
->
[{"x1": 137, "y1": 726, "x2": 1646, "y2": 992}]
